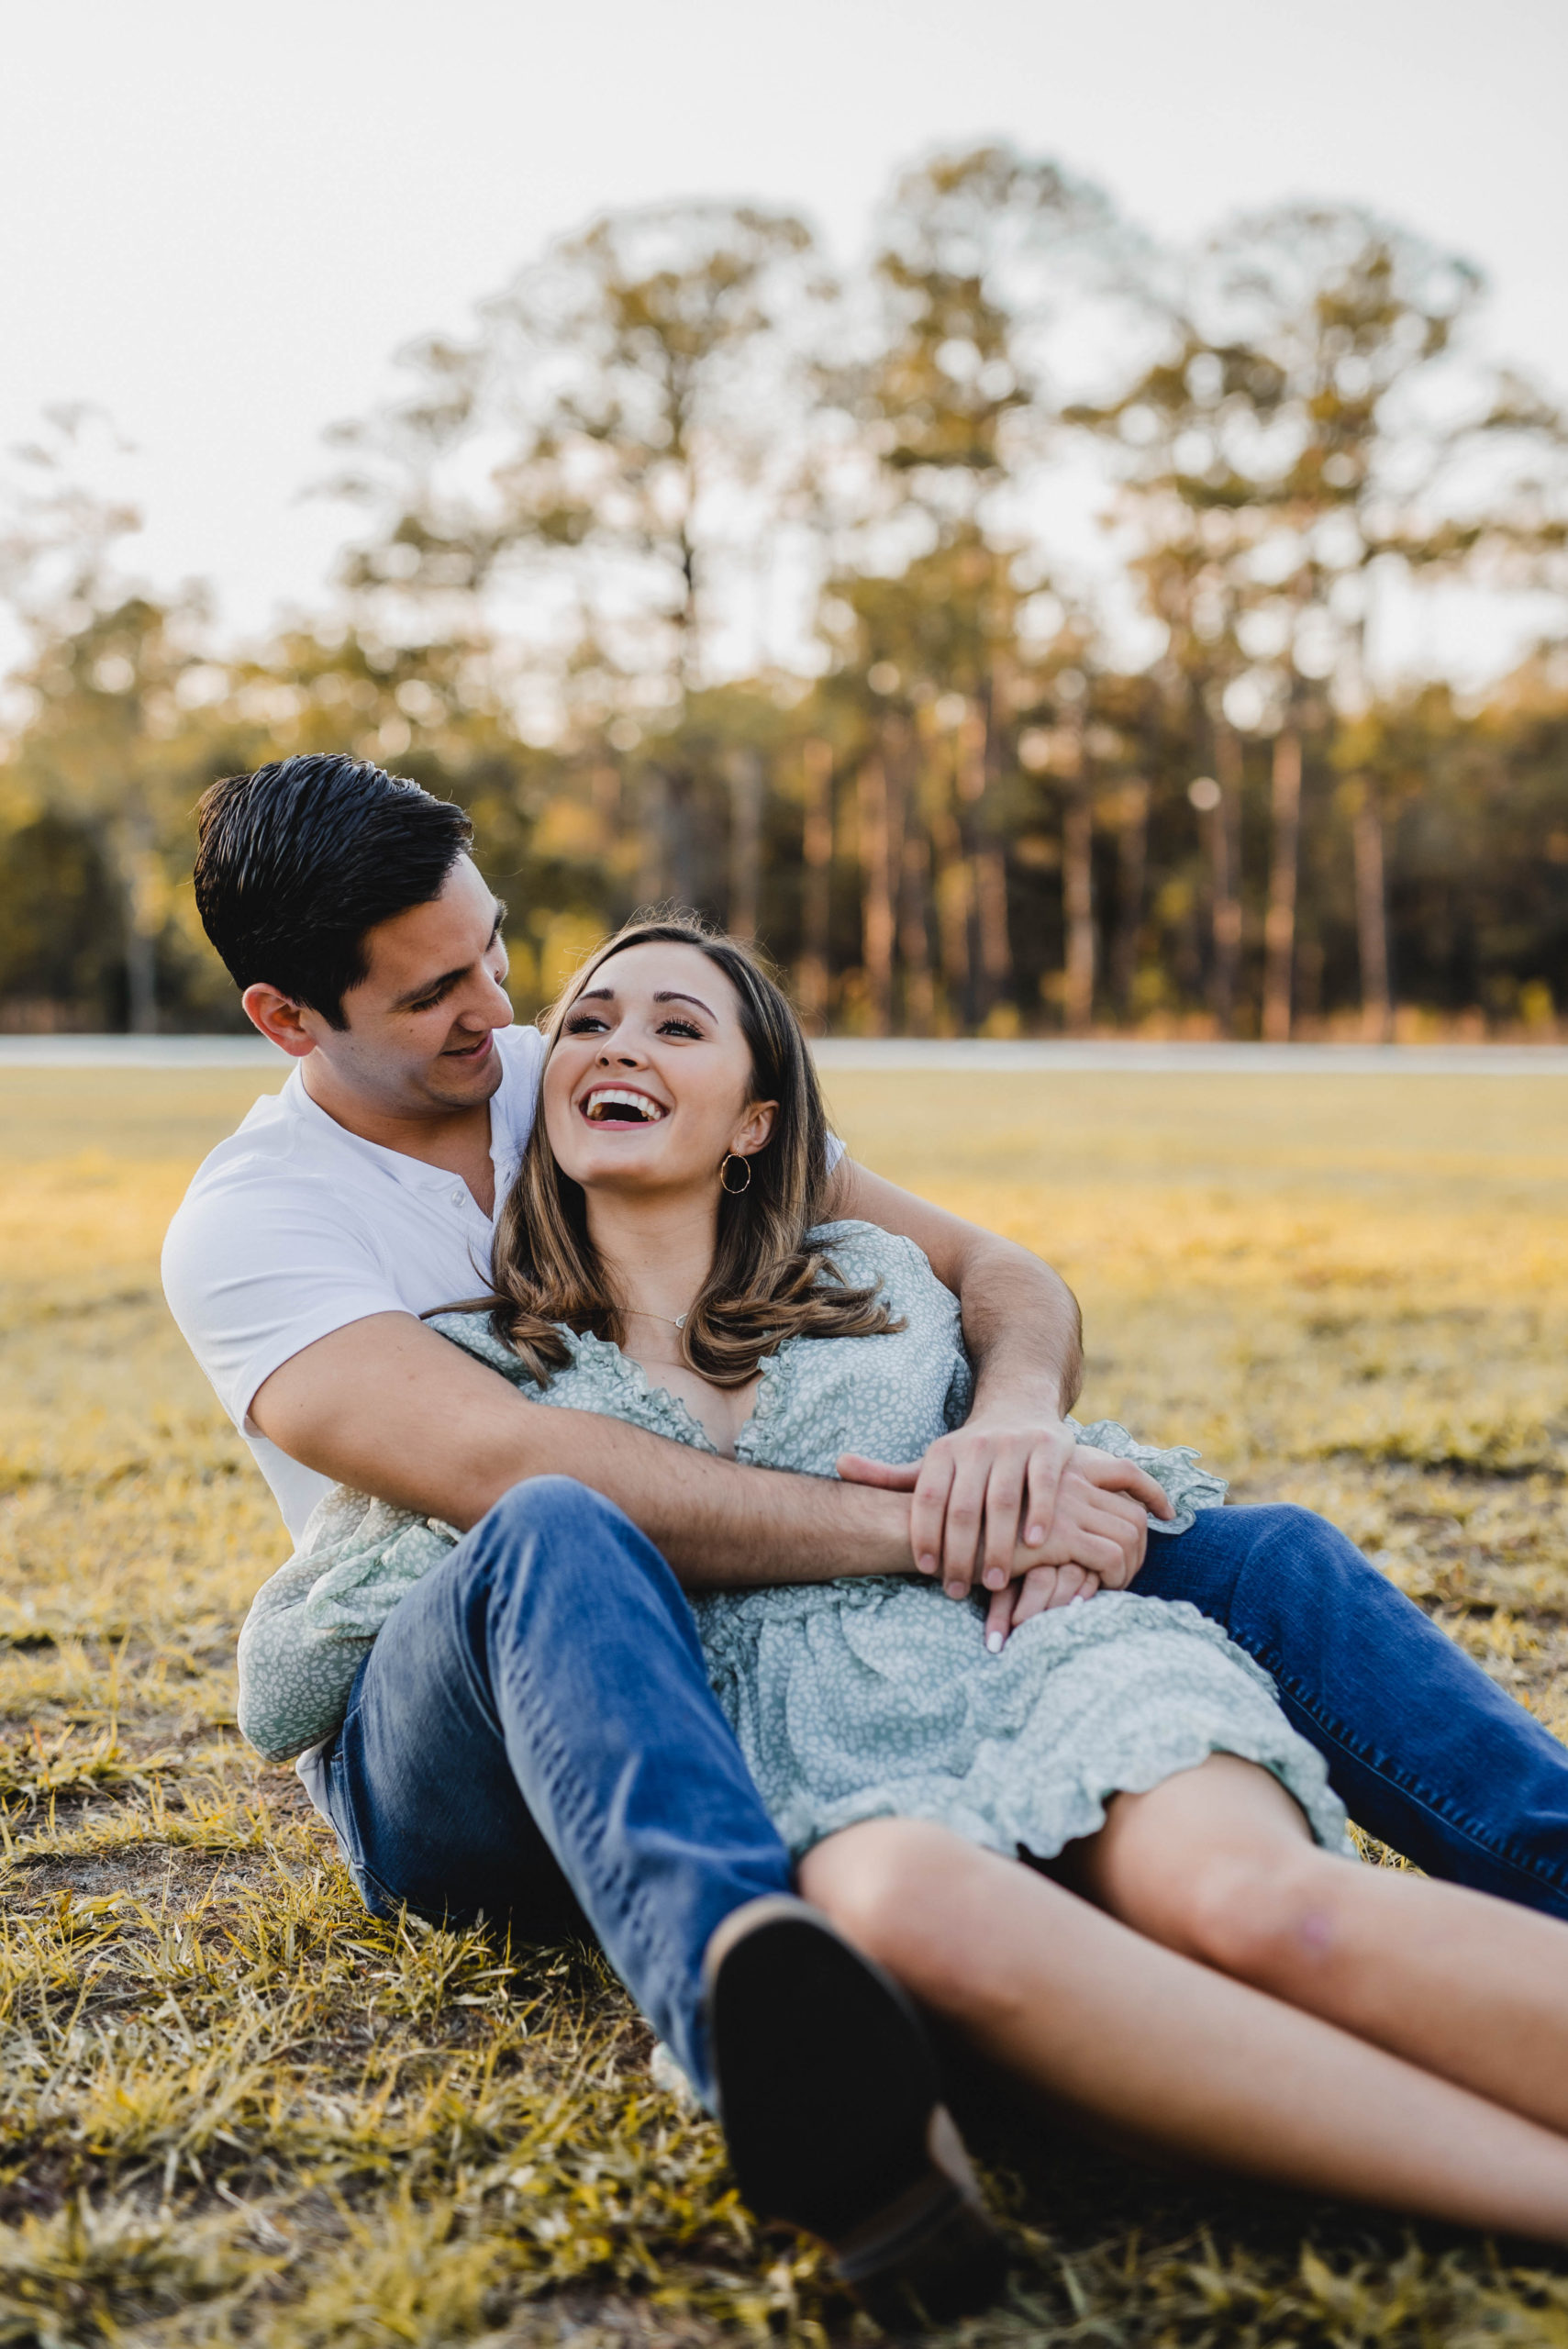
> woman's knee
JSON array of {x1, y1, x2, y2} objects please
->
[
  {"x1": 1085, "y1": 1757, "x2": 1337, "y2": 1979},
  {"x1": 1166, "y1": 1841, "x2": 1344, "y2": 1982},
  {"x1": 801, "y1": 1819, "x2": 986, "y2": 2002}
]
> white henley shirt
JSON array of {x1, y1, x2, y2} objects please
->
[
  {"x1": 161, "y1": 1025, "x2": 550, "y2": 1541},
  {"x1": 161, "y1": 1022, "x2": 843, "y2": 1542}
]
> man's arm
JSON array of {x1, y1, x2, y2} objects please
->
[
  {"x1": 828, "y1": 1159, "x2": 1169, "y2": 1595},
  {"x1": 828, "y1": 1159, "x2": 1084, "y2": 1417},
  {"x1": 251, "y1": 1311, "x2": 920, "y2": 1586}
]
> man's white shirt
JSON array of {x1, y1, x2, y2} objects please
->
[
  {"x1": 161, "y1": 1023, "x2": 844, "y2": 1542},
  {"x1": 161, "y1": 1026, "x2": 551, "y2": 1541}
]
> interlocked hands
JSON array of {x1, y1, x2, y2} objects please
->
[{"x1": 839, "y1": 1414, "x2": 1173, "y2": 1651}]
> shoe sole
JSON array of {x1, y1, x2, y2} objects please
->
[{"x1": 705, "y1": 1898, "x2": 1006, "y2": 2323}]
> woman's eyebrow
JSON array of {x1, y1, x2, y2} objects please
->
[{"x1": 653, "y1": 989, "x2": 717, "y2": 1019}]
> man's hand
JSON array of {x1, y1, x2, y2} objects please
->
[
  {"x1": 840, "y1": 1416, "x2": 1076, "y2": 1597},
  {"x1": 839, "y1": 1437, "x2": 1173, "y2": 1596}
]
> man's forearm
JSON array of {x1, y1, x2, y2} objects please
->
[
  {"x1": 251, "y1": 1312, "x2": 913, "y2": 1587},
  {"x1": 471, "y1": 1408, "x2": 913, "y2": 1586},
  {"x1": 959, "y1": 1236, "x2": 1083, "y2": 1421},
  {"x1": 831, "y1": 1161, "x2": 1083, "y2": 1418}
]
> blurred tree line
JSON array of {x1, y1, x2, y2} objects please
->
[{"x1": 3, "y1": 150, "x2": 1565, "y2": 1038}]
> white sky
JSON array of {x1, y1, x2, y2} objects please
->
[{"x1": 3, "y1": 0, "x2": 1565, "y2": 682}]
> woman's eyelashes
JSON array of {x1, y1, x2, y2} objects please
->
[{"x1": 562, "y1": 1010, "x2": 706, "y2": 1041}]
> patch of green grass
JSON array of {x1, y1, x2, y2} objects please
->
[{"x1": 5, "y1": 1068, "x2": 1568, "y2": 2343}]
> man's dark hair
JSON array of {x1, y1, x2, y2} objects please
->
[{"x1": 195, "y1": 754, "x2": 474, "y2": 1026}]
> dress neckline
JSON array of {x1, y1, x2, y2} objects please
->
[{"x1": 564, "y1": 1324, "x2": 791, "y2": 1463}]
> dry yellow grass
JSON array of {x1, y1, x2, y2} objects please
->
[{"x1": 4, "y1": 1062, "x2": 1568, "y2": 2345}]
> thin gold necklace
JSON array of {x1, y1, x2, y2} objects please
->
[{"x1": 624, "y1": 1304, "x2": 691, "y2": 1332}]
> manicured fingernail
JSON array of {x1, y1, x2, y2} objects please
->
[
  {"x1": 983, "y1": 1568, "x2": 1006, "y2": 1591},
  {"x1": 917, "y1": 1553, "x2": 938, "y2": 1575},
  {"x1": 986, "y1": 1631, "x2": 1004, "y2": 1654},
  {"x1": 1026, "y1": 1524, "x2": 1044, "y2": 1545},
  {"x1": 945, "y1": 1579, "x2": 967, "y2": 1599}
]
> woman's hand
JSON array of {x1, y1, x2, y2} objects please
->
[
  {"x1": 977, "y1": 1442, "x2": 1178, "y2": 1648},
  {"x1": 838, "y1": 1432, "x2": 1173, "y2": 1598},
  {"x1": 984, "y1": 1561, "x2": 1101, "y2": 1651}
]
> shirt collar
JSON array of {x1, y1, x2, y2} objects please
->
[{"x1": 284, "y1": 1061, "x2": 498, "y2": 1201}]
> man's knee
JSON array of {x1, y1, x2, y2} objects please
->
[
  {"x1": 465, "y1": 1475, "x2": 680, "y2": 1620},
  {"x1": 1248, "y1": 1502, "x2": 1349, "y2": 1552},
  {"x1": 472, "y1": 1475, "x2": 656, "y2": 1577},
  {"x1": 1153, "y1": 1500, "x2": 1362, "y2": 1609},
  {"x1": 1204, "y1": 1501, "x2": 1342, "y2": 1559},
  {"x1": 480, "y1": 1473, "x2": 630, "y2": 1541}
]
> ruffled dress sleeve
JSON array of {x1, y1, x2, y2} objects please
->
[{"x1": 235, "y1": 1311, "x2": 539, "y2": 1760}]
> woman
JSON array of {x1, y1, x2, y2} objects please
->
[{"x1": 241, "y1": 918, "x2": 1568, "y2": 2244}]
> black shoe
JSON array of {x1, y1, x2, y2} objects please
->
[{"x1": 704, "y1": 1896, "x2": 1006, "y2": 2327}]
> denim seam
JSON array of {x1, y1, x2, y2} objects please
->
[
  {"x1": 504, "y1": 1630, "x2": 706, "y2": 2024},
  {"x1": 1259, "y1": 1645, "x2": 1568, "y2": 1897}
]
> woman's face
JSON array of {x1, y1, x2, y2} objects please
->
[{"x1": 541, "y1": 941, "x2": 776, "y2": 1203}]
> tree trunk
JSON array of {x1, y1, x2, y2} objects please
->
[
  {"x1": 125, "y1": 904, "x2": 157, "y2": 1036},
  {"x1": 857, "y1": 754, "x2": 895, "y2": 1035},
  {"x1": 972, "y1": 690, "x2": 1014, "y2": 1020},
  {"x1": 797, "y1": 738, "x2": 833, "y2": 1029},
  {"x1": 662, "y1": 768, "x2": 697, "y2": 914},
  {"x1": 1211, "y1": 721, "x2": 1243, "y2": 1038},
  {"x1": 1352, "y1": 790, "x2": 1394, "y2": 1043},
  {"x1": 974, "y1": 847, "x2": 1011, "y2": 1019},
  {"x1": 637, "y1": 767, "x2": 667, "y2": 909},
  {"x1": 951, "y1": 713, "x2": 991, "y2": 1026},
  {"x1": 1108, "y1": 777, "x2": 1150, "y2": 1022},
  {"x1": 1062, "y1": 785, "x2": 1095, "y2": 1034},
  {"x1": 929, "y1": 788, "x2": 972, "y2": 1032},
  {"x1": 727, "y1": 748, "x2": 763, "y2": 941},
  {"x1": 1262, "y1": 728, "x2": 1301, "y2": 1044},
  {"x1": 899, "y1": 831, "x2": 936, "y2": 1035},
  {"x1": 117, "y1": 813, "x2": 158, "y2": 1036}
]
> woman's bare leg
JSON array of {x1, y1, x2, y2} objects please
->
[
  {"x1": 1073, "y1": 1753, "x2": 1568, "y2": 2136},
  {"x1": 800, "y1": 1818, "x2": 1568, "y2": 2242}
]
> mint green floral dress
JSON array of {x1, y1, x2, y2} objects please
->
[{"x1": 238, "y1": 1222, "x2": 1351, "y2": 1861}]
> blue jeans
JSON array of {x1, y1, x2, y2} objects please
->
[
  {"x1": 1136, "y1": 1503, "x2": 1568, "y2": 1915},
  {"x1": 322, "y1": 1479, "x2": 793, "y2": 2102},
  {"x1": 321, "y1": 1480, "x2": 1568, "y2": 2108}
]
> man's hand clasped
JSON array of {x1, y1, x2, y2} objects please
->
[{"x1": 838, "y1": 1419, "x2": 1173, "y2": 1650}]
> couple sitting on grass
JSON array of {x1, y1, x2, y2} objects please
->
[{"x1": 164, "y1": 751, "x2": 1568, "y2": 2325}]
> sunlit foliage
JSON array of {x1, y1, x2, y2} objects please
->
[{"x1": 3, "y1": 154, "x2": 1566, "y2": 1042}]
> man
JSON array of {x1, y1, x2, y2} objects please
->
[{"x1": 164, "y1": 753, "x2": 1568, "y2": 2320}]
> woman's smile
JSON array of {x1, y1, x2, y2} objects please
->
[{"x1": 578, "y1": 1083, "x2": 670, "y2": 1128}]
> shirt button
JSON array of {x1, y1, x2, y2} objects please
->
[{"x1": 450, "y1": 1188, "x2": 464, "y2": 1208}]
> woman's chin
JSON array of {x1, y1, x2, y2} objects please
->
[{"x1": 567, "y1": 1153, "x2": 707, "y2": 1201}]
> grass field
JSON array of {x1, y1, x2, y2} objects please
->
[{"x1": 5, "y1": 1063, "x2": 1568, "y2": 2345}]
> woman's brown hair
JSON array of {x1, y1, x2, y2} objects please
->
[{"x1": 484, "y1": 915, "x2": 901, "y2": 1386}]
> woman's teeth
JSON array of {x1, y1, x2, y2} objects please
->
[{"x1": 583, "y1": 1087, "x2": 666, "y2": 1123}]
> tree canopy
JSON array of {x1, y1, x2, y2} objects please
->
[{"x1": 3, "y1": 150, "x2": 1565, "y2": 1039}]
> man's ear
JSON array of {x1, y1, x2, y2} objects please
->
[
  {"x1": 242, "y1": 983, "x2": 318, "y2": 1059},
  {"x1": 731, "y1": 1100, "x2": 778, "y2": 1157}
]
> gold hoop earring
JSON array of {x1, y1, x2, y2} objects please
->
[{"x1": 720, "y1": 1152, "x2": 752, "y2": 1196}]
